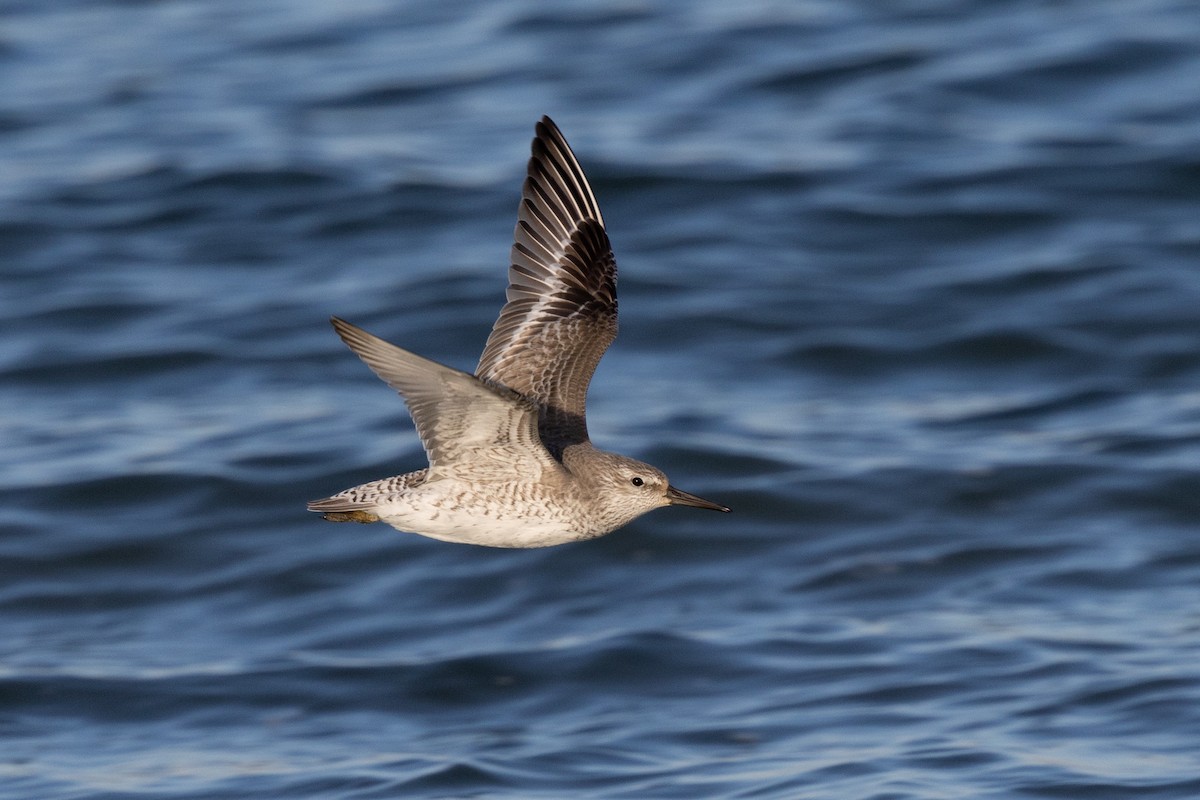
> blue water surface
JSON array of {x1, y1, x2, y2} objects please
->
[{"x1": 4, "y1": 1, "x2": 1200, "y2": 797}]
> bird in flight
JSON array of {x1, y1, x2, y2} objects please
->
[{"x1": 308, "y1": 116, "x2": 729, "y2": 547}]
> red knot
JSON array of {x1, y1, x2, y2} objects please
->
[{"x1": 308, "y1": 117, "x2": 729, "y2": 547}]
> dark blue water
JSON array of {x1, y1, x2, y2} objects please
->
[{"x1": 5, "y1": 1, "x2": 1200, "y2": 797}]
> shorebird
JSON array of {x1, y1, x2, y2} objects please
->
[{"x1": 308, "y1": 116, "x2": 729, "y2": 547}]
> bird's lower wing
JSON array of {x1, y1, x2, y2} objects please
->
[{"x1": 330, "y1": 317, "x2": 563, "y2": 482}]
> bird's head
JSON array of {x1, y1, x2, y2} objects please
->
[{"x1": 578, "y1": 450, "x2": 730, "y2": 532}]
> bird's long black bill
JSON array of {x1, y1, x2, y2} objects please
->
[{"x1": 666, "y1": 485, "x2": 730, "y2": 513}]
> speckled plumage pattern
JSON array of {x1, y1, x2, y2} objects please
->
[{"x1": 307, "y1": 117, "x2": 728, "y2": 547}]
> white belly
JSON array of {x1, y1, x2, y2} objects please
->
[{"x1": 373, "y1": 480, "x2": 599, "y2": 548}]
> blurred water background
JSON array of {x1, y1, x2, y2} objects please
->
[{"x1": 4, "y1": 1, "x2": 1200, "y2": 797}]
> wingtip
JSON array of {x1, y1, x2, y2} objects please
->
[
  {"x1": 329, "y1": 315, "x2": 364, "y2": 343},
  {"x1": 535, "y1": 115, "x2": 565, "y2": 145},
  {"x1": 326, "y1": 317, "x2": 386, "y2": 367}
]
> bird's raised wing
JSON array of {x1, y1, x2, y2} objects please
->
[
  {"x1": 331, "y1": 317, "x2": 563, "y2": 482},
  {"x1": 475, "y1": 116, "x2": 617, "y2": 454}
]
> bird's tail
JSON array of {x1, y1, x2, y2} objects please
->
[{"x1": 307, "y1": 495, "x2": 381, "y2": 523}]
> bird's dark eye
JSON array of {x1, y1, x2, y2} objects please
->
[{"x1": 630, "y1": 477, "x2": 644, "y2": 487}]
